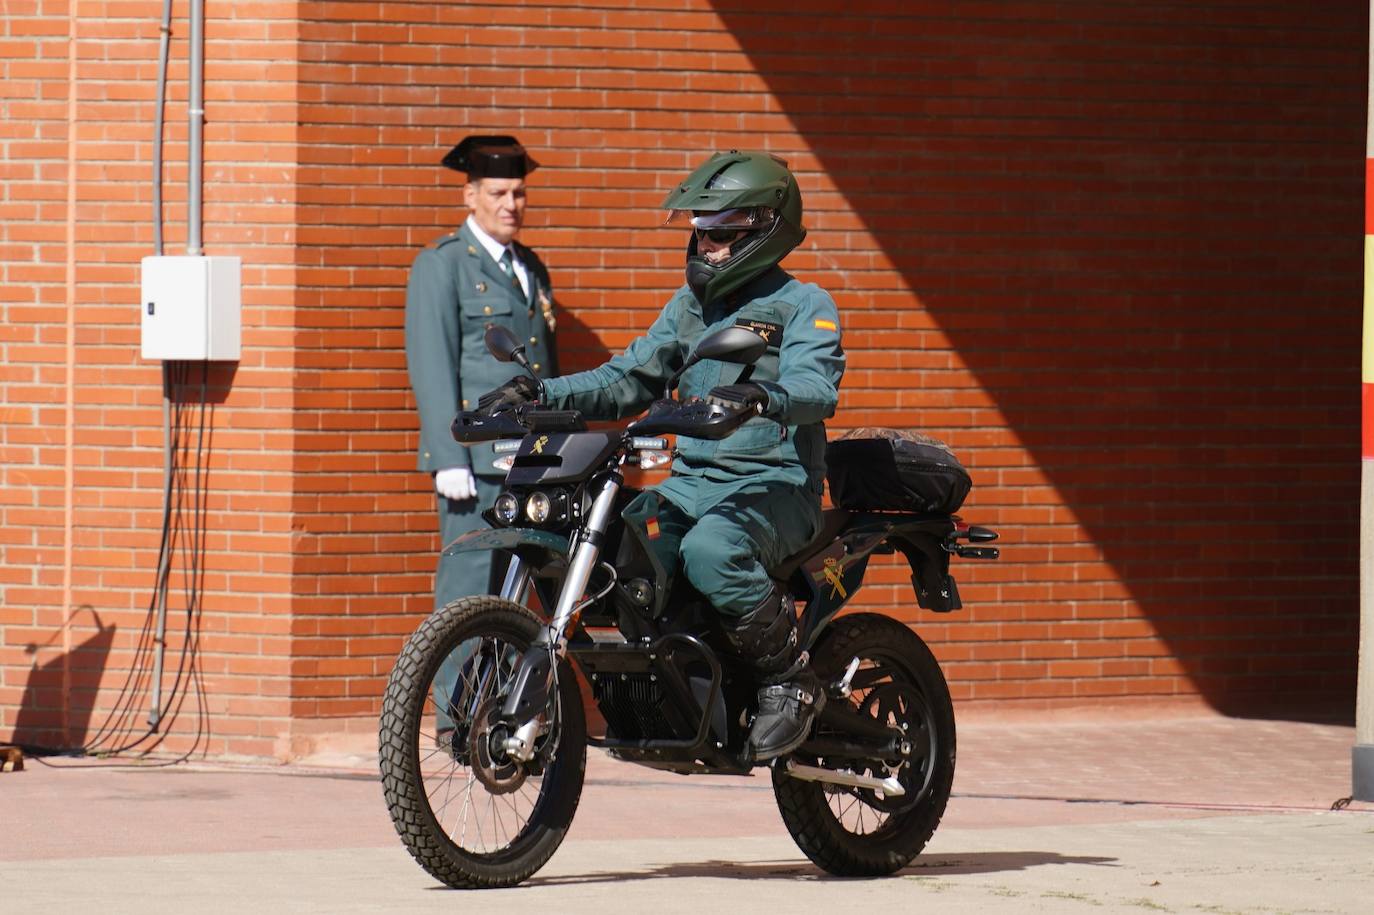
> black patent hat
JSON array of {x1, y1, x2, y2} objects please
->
[{"x1": 441, "y1": 135, "x2": 540, "y2": 179}]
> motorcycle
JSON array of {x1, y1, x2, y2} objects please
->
[{"x1": 379, "y1": 324, "x2": 1000, "y2": 888}]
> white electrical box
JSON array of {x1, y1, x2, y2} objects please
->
[{"x1": 140, "y1": 255, "x2": 241, "y2": 360}]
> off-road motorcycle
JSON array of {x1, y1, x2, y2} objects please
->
[{"x1": 379, "y1": 325, "x2": 999, "y2": 888}]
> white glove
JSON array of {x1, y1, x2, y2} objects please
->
[{"x1": 434, "y1": 466, "x2": 476, "y2": 501}]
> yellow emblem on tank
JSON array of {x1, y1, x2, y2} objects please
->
[{"x1": 532, "y1": 435, "x2": 550, "y2": 455}]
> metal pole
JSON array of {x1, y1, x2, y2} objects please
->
[
  {"x1": 153, "y1": 0, "x2": 172, "y2": 256},
  {"x1": 1355, "y1": 0, "x2": 1374, "y2": 801},
  {"x1": 187, "y1": 0, "x2": 204, "y2": 255}
]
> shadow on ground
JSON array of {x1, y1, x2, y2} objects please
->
[{"x1": 501, "y1": 851, "x2": 1117, "y2": 887}]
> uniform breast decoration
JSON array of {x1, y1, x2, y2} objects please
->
[{"x1": 538, "y1": 288, "x2": 557, "y2": 333}]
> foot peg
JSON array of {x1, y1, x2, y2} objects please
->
[{"x1": 831, "y1": 656, "x2": 861, "y2": 698}]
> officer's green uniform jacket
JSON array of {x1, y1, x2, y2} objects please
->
[
  {"x1": 405, "y1": 220, "x2": 558, "y2": 620},
  {"x1": 405, "y1": 220, "x2": 558, "y2": 479},
  {"x1": 541, "y1": 267, "x2": 845, "y2": 615}
]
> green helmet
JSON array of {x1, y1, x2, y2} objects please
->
[{"x1": 662, "y1": 151, "x2": 806, "y2": 306}]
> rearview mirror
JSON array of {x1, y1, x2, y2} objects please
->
[
  {"x1": 481, "y1": 323, "x2": 547, "y2": 400},
  {"x1": 690, "y1": 325, "x2": 768, "y2": 365},
  {"x1": 483, "y1": 324, "x2": 524, "y2": 363}
]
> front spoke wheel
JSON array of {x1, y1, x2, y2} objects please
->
[{"x1": 379, "y1": 596, "x2": 586, "y2": 889}]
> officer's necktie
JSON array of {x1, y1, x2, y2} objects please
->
[{"x1": 498, "y1": 248, "x2": 519, "y2": 289}]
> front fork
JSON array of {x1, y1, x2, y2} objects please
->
[{"x1": 500, "y1": 470, "x2": 623, "y2": 760}]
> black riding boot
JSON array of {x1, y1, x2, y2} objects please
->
[{"x1": 723, "y1": 587, "x2": 826, "y2": 761}]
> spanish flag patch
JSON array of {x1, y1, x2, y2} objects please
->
[
  {"x1": 645, "y1": 517, "x2": 661, "y2": 540},
  {"x1": 814, "y1": 318, "x2": 838, "y2": 332}
]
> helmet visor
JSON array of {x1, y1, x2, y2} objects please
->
[{"x1": 665, "y1": 206, "x2": 777, "y2": 230}]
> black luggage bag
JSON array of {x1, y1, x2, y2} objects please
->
[{"x1": 825, "y1": 428, "x2": 972, "y2": 515}]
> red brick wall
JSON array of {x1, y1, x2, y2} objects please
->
[{"x1": 1, "y1": 1, "x2": 1364, "y2": 759}]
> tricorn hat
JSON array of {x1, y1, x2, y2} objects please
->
[{"x1": 441, "y1": 135, "x2": 540, "y2": 179}]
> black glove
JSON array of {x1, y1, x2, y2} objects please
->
[
  {"x1": 705, "y1": 382, "x2": 768, "y2": 413},
  {"x1": 477, "y1": 375, "x2": 538, "y2": 413}
]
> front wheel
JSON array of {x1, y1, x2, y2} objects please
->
[
  {"x1": 379, "y1": 596, "x2": 586, "y2": 889},
  {"x1": 772, "y1": 612, "x2": 955, "y2": 876}
]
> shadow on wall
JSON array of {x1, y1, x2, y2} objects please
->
[
  {"x1": 10, "y1": 359, "x2": 222, "y2": 753},
  {"x1": 11, "y1": 607, "x2": 116, "y2": 750},
  {"x1": 712, "y1": 3, "x2": 1364, "y2": 711},
  {"x1": 546, "y1": 288, "x2": 616, "y2": 376}
]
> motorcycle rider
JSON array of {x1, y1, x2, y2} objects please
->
[{"x1": 477, "y1": 151, "x2": 845, "y2": 760}]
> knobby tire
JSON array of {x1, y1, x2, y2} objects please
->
[
  {"x1": 772, "y1": 612, "x2": 955, "y2": 876},
  {"x1": 379, "y1": 596, "x2": 586, "y2": 889}
]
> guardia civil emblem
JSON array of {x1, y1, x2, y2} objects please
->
[{"x1": 817, "y1": 555, "x2": 848, "y2": 599}]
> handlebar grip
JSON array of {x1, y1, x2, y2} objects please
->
[{"x1": 524, "y1": 409, "x2": 587, "y2": 433}]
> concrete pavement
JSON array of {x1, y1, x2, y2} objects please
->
[{"x1": 3, "y1": 712, "x2": 1371, "y2": 913}]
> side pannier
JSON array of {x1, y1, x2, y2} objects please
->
[{"x1": 825, "y1": 428, "x2": 972, "y2": 514}]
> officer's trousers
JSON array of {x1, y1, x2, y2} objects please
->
[
  {"x1": 432, "y1": 474, "x2": 507, "y2": 732},
  {"x1": 434, "y1": 474, "x2": 507, "y2": 609},
  {"x1": 654, "y1": 475, "x2": 822, "y2": 618}
]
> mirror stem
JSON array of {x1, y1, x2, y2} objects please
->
[
  {"x1": 511, "y1": 349, "x2": 547, "y2": 401},
  {"x1": 663, "y1": 357, "x2": 697, "y2": 399}
]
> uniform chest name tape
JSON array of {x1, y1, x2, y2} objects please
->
[{"x1": 733, "y1": 318, "x2": 783, "y2": 346}]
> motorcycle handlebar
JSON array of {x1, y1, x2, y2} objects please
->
[{"x1": 450, "y1": 397, "x2": 761, "y2": 445}]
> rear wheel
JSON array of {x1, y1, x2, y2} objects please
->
[
  {"x1": 379, "y1": 596, "x2": 586, "y2": 888},
  {"x1": 772, "y1": 612, "x2": 955, "y2": 876}
]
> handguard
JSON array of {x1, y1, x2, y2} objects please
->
[
  {"x1": 450, "y1": 409, "x2": 528, "y2": 443},
  {"x1": 450, "y1": 406, "x2": 587, "y2": 443},
  {"x1": 627, "y1": 397, "x2": 760, "y2": 440}
]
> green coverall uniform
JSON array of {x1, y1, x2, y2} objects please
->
[{"x1": 541, "y1": 266, "x2": 844, "y2": 617}]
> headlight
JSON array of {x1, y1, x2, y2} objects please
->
[
  {"x1": 524, "y1": 491, "x2": 552, "y2": 524},
  {"x1": 494, "y1": 493, "x2": 520, "y2": 525}
]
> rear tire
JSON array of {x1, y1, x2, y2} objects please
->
[
  {"x1": 379, "y1": 596, "x2": 586, "y2": 888},
  {"x1": 772, "y1": 612, "x2": 955, "y2": 876}
]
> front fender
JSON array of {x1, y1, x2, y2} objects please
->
[{"x1": 441, "y1": 526, "x2": 570, "y2": 574}]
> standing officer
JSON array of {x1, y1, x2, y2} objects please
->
[
  {"x1": 405, "y1": 134, "x2": 558, "y2": 608},
  {"x1": 406, "y1": 135, "x2": 557, "y2": 736},
  {"x1": 479, "y1": 151, "x2": 844, "y2": 761}
]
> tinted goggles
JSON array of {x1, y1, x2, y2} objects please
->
[{"x1": 694, "y1": 226, "x2": 751, "y2": 244}]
